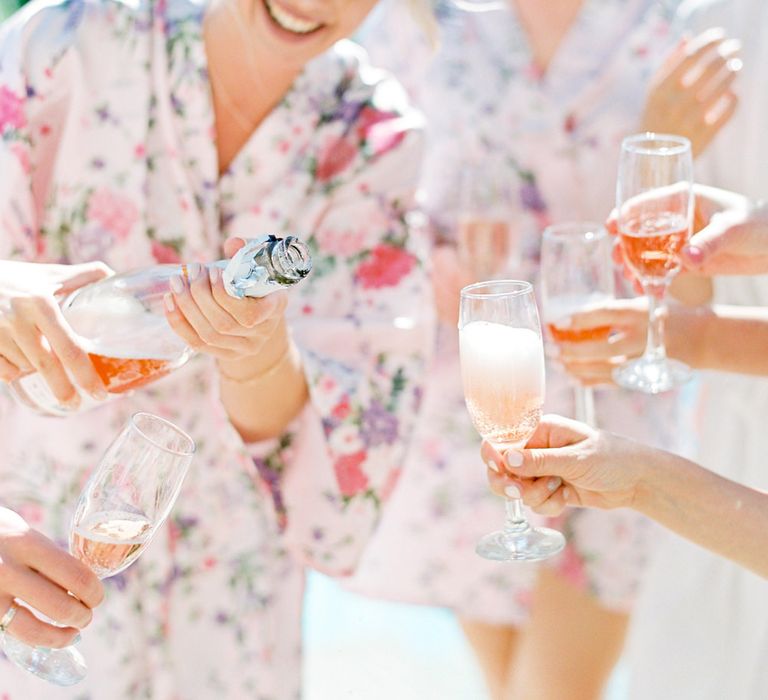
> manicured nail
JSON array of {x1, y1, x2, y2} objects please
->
[
  {"x1": 684, "y1": 245, "x2": 703, "y2": 264},
  {"x1": 71, "y1": 633, "x2": 81, "y2": 645},
  {"x1": 547, "y1": 477, "x2": 562, "y2": 493},
  {"x1": 170, "y1": 276, "x2": 185, "y2": 294},
  {"x1": 505, "y1": 484, "x2": 521, "y2": 499},
  {"x1": 506, "y1": 450, "x2": 523, "y2": 468},
  {"x1": 187, "y1": 263, "x2": 201, "y2": 282},
  {"x1": 164, "y1": 293, "x2": 175, "y2": 312},
  {"x1": 209, "y1": 266, "x2": 219, "y2": 285},
  {"x1": 484, "y1": 456, "x2": 500, "y2": 473}
]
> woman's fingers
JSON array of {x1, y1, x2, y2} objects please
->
[
  {"x1": 168, "y1": 274, "x2": 252, "y2": 355},
  {"x1": 188, "y1": 268, "x2": 241, "y2": 336},
  {"x1": 561, "y1": 359, "x2": 617, "y2": 386},
  {"x1": 23, "y1": 531, "x2": 104, "y2": 610},
  {"x1": 9, "y1": 312, "x2": 79, "y2": 406},
  {"x1": 666, "y1": 29, "x2": 728, "y2": 85},
  {"x1": 0, "y1": 563, "x2": 93, "y2": 629},
  {"x1": 30, "y1": 301, "x2": 107, "y2": 400},
  {"x1": 0, "y1": 597, "x2": 80, "y2": 649},
  {"x1": 557, "y1": 332, "x2": 643, "y2": 362},
  {"x1": 209, "y1": 268, "x2": 285, "y2": 330},
  {"x1": 522, "y1": 482, "x2": 569, "y2": 517}
]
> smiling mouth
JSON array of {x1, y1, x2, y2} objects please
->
[{"x1": 263, "y1": 0, "x2": 324, "y2": 34}]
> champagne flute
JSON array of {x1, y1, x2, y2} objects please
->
[
  {"x1": 540, "y1": 223, "x2": 614, "y2": 425},
  {"x1": 613, "y1": 133, "x2": 694, "y2": 393},
  {"x1": 457, "y1": 158, "x2": 520, "y2": 283},
  {"x1": 459, "y1": 280, "x2": 565, "y2": 561},
  {"x1": 1, "y1": 412, "x2": 195, "y2": 686}
]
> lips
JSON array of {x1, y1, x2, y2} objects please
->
[{"x1": 263, "y1": 0, "x2": 324, "y2": 34}]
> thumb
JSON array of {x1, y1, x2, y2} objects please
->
[
  {"x1": 682, "y1": 211, "x2": 737, "y2": 269},
  {"x1": 224, "y1": 237, "x2": 247, "y2": 259}
]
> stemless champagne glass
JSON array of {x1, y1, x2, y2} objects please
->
[
  {"x1": 459, "y1": 280, "x2": 565, "y2": 561},
  {"x1": 540, "y1": 223, "x2": 614, "y2": 425},
  {"x1": 613, "y1": 133, "x2": 694, "y2": 394},
  {"x1": 1, "y1": 412, "x2": 195, "y2": 686}
]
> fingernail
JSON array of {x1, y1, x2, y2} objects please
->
[
  {"x1": 684, "y1": 245, "x2": 703, "y2": 264},
  {"x1": 506, "y1": 450, "x2": 523, "y2": 468},
  {"x1": 71, "y1": 633, "x2": 81, "y2": 645},
  {"x1": 505, "y1": 484, "x2": 521, "y2": 499},
  {"x1": 92, "y1": 387, "x2": 108, "y2": 401},
  {"x1": 485, "y1": 456, "x2": 500, "y2": 473},
  {"x1": 170, "y1": 276, "x2": 185, "y2": 294},
  {"x1": 547, "y1": 477, "x2": 562, "y2": 493},
  {"x1": 164, "y1": 293, "x2": 175, "y2": 312},
  {"x1": 187, "y1": 263, "x2": 201, "y2": 281},
  {"x1": 563, "y1": 487, "x2": 571, "y2": 501},
  {"x1": 209, "y1": 266, "x2": 219, "y2": 285}
]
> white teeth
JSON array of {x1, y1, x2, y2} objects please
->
[{"x1": 264, "y1": 0, "x2": 322, "y2": 34}]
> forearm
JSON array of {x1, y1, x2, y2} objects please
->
[
  {"x1": 635, "y1": 453, "x2": 768, "y2": 578},
  {"x1": 670, "y1": 305, "x2": 768, "y2": 376},
  {"x1": 218, "y1": 323, "x2": 309, "y2": 443}
]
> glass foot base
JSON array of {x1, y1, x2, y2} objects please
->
[
  {"x1": 613, "y1": 357, "x2": 692, "y2": 394},
  {"x1": 476, "y1": 526, "x2": 566, "y2": 562},
  {"x1": 2, "y1": 635, "x2": 87, "y2": 686}
]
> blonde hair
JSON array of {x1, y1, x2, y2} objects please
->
[{"x1": 404, "y1": 0, "x2": 440, "y2": 48}]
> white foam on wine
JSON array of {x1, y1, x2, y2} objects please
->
[
  {"x1": 460, "y1": 322, "x2": 544, "y2": 396},
  {"x1": 63, "y1": 298, "x2": 185, "y2": 360}
]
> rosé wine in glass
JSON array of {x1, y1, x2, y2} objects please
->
[
  {"x1": 459, "y1": 280, "x2": 565, "y2": 561},
  {"x1": 460, "y1": 322, "x2": 544, "y2": 449}
]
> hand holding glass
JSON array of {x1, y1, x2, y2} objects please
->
[
  {"x1": 459, "y1": 280, "x2": 565, "y2": 561},
  {"x1": 541, "y1": 223, "x2": 614, "y2": 423},
  {"x1": 613, "y1": 133, "x2": 694, "y2": 393},
  {"x1": 1, "y1": 412, "x2": 195, "y2": 686}
]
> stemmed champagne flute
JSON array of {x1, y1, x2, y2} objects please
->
[
  {"x1": 1, "y1": 412, "x2": 195, "y2": 686},
  {"x1": 613, "y1": 133, "x2": 694, "y2": 394},
  {"x1": 459, "y1": 280, "x2": 565, "y2": 561},
  {"x1": 540, "y1": 223, "x2": 614, "y2": 424}
]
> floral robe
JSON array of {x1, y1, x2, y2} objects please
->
[
  {"x1": 0, "y1": 0, "x2": 431, "y2": 697},
  {"x1": 347, "y1": 0, "x2": 691, "y2": 622}
]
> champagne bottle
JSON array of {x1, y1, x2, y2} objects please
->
[{"x1": 10, "y1": 235, "x2": 311, "y2": 416}]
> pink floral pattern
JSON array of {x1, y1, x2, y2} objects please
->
[{"x1": 0, "y1": 2, "x2": 430, "y2": 698}]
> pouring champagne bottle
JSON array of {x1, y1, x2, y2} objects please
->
[{"x1": 10, "y1": 235, "x2": 312, "y2": 416}]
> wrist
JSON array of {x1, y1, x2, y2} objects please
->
[
  {"x1": 666, "y1": 304, "x2": 712, "y2": 369},
  {"x1": 217, "y1": 322, "x2": 293, "y2": 382}
]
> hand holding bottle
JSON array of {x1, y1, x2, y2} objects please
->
[
  {"x1": 0, "y1": 506, "x2": 104, "y2": 648},
  {"x1": 0, "y1": 261, "x2": 112, "y2": 406},
  {"x1": 164, "y1": 237, "x2": 290, "y2": 364}
]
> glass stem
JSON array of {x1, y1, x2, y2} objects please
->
[
  {"x1": 574, "y1": 385, "x2": 596, "y2": 427},
  {"x1": 643, "y1": 284, "x2": 668, "y2": 363},
  {"x1": 504, "y1": 498, "x2": 530, "y2": 534}
]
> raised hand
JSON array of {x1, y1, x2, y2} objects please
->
[{"x1": 642, "y1": 28, "x2": 741, "y2": 158}]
